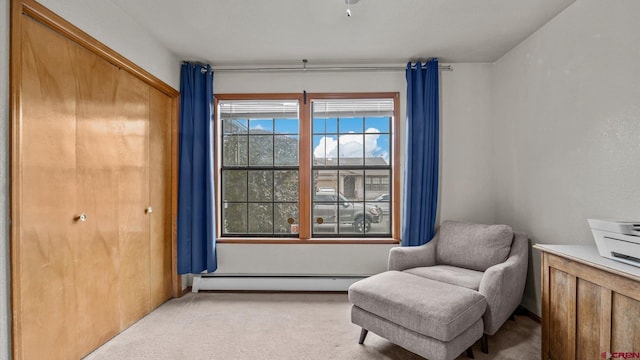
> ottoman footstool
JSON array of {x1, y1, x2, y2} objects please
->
[{"x1": 348, "y1": 271, "x2": 487, "y2": 360}]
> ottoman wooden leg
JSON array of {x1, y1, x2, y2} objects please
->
[
  {"x1": 466, "y1": 347, "x2": 475, "y2": 359},
  {"x1": 480, "y1": 334, "x2": 489, "y2": 354},
  {"x1": 358, "y1": 328, "x2": 369, "y2": 344}
]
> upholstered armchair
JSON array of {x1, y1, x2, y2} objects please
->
[{"x1": 387, "y1": 221, "x2": 529, "y2": 352}]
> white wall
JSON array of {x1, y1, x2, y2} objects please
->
[
  {"x1": 37, "y1": 0, "x2": 181, "y2": 89},
  {"x1": 493, "y1": 0, "x2": 640, "y2": 315},
  {"x1": 212, "y1": 64, "x2": 496, "y2": 276},
  {"x1": 440, "y1": 64, "x2": 495, "y2": 225},
  {"x1": 1, "y1": 0, "x2": 10, "y2": 357}
]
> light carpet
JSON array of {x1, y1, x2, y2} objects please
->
[{"x1": 84, "y1": 292, "x2": 540, "y2": 360}]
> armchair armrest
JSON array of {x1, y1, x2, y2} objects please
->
[
  {"x1": 478, "y1": 231, "x2": 528, "y2": 335},
  {"x1": 387, "y1": 234, "x2": 438, "y2": 271}
]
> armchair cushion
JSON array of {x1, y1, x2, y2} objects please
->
[
  {"x1": 436, "y1": 220, "x2": 514, "y2": 271},
  {"x1": 404, "y1": 265, "x2": 484, "y2": 290}
]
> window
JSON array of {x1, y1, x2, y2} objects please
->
[
  {"x1": 219, "y1": 99, "x2": 300, "y2": 236},
  {"x1": 365, "y1": 176, "x2": 390, "y2": 192},
  {"x1": 216, "y1": 93, "x2": 399, "y2": 242},
  {"x1": 311, "y1": 98, "x2": 393, "y2": 237}
]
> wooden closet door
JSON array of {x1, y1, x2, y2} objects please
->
[
  {"x1": 74, "y1": 41, "x2": 121, "y2": 356},
  {"x1": 116, "y1": 70, "x2": 152, "y2": 328},
  {"x1": 13, "y1": 3, "x2": 179, "y2": 359},
  {"x1": 17, "y1": 16, "x2": 79, "y2": 360},
  {"x1": 149, "y1": 88, "x2": 174, "y2": 308}
]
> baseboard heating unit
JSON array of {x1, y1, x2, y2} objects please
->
[{"x1": 192, "y1": 275, "x2": 366, "y2": 292}]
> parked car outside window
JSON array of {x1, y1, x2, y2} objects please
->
[
  {"x1": 373, "y1": 193, "x2": 390, "y2": 214},
  {"x1": 313, "y1": 189, "x2": 383, "y2": 233}
]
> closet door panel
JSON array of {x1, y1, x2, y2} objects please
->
[
  {"x1": 116, "y1": 71, "x2": 151, "y2": 328},
  {"x1": 18, "y1": 16, "x2": 79, "y2": 360},
  {"x1": 149, "y1": 88, "x2": 173, "y2": 308},
  {"x1": 13, "y1": 4, "x2": 179, "y2": 359},
  {"x1": 74, "y1": 44, "x2": 121, "y2": 356}
]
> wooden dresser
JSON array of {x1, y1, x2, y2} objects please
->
[{"x1": 535, "y1": 245, "x2": 640, "y2": 360}]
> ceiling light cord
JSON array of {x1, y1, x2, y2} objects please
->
[{"x1": 345, "y1": 0, "x2": 360, "y2": 18}]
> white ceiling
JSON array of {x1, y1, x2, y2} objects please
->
[{"x1": 109, "y1": 0, "x2": 575, "y2": 66}]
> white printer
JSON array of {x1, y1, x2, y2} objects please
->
[{"x1": 588, "y1": 219, "x2": 640, "y2": 267}]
